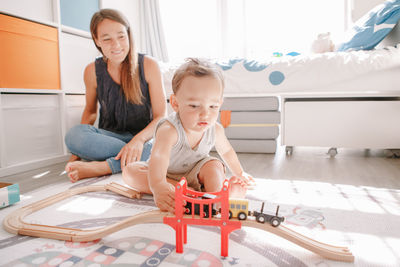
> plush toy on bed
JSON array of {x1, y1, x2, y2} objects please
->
[{"x1": 311, "y1": 32, "x2": 335, "y2": 53}]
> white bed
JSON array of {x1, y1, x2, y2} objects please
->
[
  {"x1": 161, "y1": 45, "x2": 400, "y2": 155},
  {"x1": 162, "y1": 46, "x2": 400, "y2": 96}
]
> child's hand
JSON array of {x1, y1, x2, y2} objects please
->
[
  {"x1": 229, "y1": 176, "x2": 248, "y2": 198},
  {"x1": 151, "y1": 182, "x2": 176, "y2": 213},
  {"x1": 239, "y1": 172, "x2": 256, "y2": 186}
]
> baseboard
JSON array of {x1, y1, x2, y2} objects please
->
[{"x1": 0, "y1": 155, "x2": 70, "y2": 177}]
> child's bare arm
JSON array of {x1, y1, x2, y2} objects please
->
[
  {"x1": 148, "y1": 122, "x2": 178, "y2": 212},
  {"x1": 214, "y1": 123, "x2": 254, "y2": 184}
]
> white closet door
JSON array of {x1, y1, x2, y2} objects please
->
[
  {"x1": 2, "y1": 94, "x2": 63, "y2": 167},
  {"x1": 60, "y1": 32, "x2": 99, "y2": 93}
]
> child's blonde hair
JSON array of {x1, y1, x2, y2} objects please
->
[{"x1": 172, "y1": 58, "x2": 224, "y2": 94}]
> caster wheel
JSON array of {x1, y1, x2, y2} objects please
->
[
  {"x1": 285, "y1": 146, "x2": 293, "y2": 155},
  {"x1": 385, "y1": 149, "x2": 400, "y2": 158},
  {"x1": 328, "y1": 147, "x2": 337, "y2": 157},
  {"x1": 384, "y1": 149, "x2": 394, "y2": 158}
]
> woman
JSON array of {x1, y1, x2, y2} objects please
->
[{"x1": 65, "y1": 9, "x2": 167, "y2": 182}]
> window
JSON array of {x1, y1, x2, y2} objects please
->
[{"x1": 160, "y1": 0, "x2": 349, "y2": 62}]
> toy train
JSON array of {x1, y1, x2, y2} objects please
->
[
  {"x1": 184, "y1": 193, "x2": 217, "y2": 218},
  {"x1": 185, "y1": 196, "x2": 284, "y2": 227}
]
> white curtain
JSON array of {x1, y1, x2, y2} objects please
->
[{"x1": 139, "y1": 0, "x2": 169, "y2": 62}]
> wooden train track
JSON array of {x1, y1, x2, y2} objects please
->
[{"x1": 2, "y1": 184, "x2": 354, "y2": 262}]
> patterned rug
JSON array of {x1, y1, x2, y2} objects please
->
[{"x1": 0, "y1": 174, "x2": 399, "y2": 266}]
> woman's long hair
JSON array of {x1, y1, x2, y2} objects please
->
[{"x1": 90, "y1": 8, "x2": 143, "y2": 104}]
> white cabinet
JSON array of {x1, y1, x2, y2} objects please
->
[
  {"x1": 1, "y1": 94, "x2": 63, "y2": 166},
  {"x1": 282, "y1": 97, "x2": 400, "y2": 150},
  {"x1": 0, "y1": 0, "x2": 141, "y2": 176},
  {"x1": 0, "y1": 0, "x2": 99, "y2": 176}
]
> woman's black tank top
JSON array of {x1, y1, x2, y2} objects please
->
[{"x1": 95, "y1": 54, "x2": 152, "y2": 134}]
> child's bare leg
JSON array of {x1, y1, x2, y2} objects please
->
[
  {"x1": 229, "y1": 176, "x2": 247, "y2": 198},
  {"x1": 122, "y1": 162, "x2": 178, "y2": 194},
  {"x1": 122, "y1": 162, "x2": 152, "y2": 194},
  {"x1": 198, "y1": 160, "x2": 225, "y2": 192},
  {"x1": 65, "y1": 161, "x2": 111, "y2": 183}
]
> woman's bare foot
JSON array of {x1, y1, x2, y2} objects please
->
[
  {"x1": 65, "y1": 161, "x2": 112, "y2": 183},
  {"x1": 68, "y1": 154, "x2": 81, "y2": 162},
  {"x1": 229, "y1": 176, "x2": 248, "y2": 198}
]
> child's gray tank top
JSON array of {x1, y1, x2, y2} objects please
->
[{"x1": 156, "y1": 112, "x2": 216, "y2": 174}]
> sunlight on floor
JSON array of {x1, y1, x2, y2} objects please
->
[
  {"x1": 20, "y1": 194, "x2": 33, "y2": 201},
  {"x1": 350, "y1": 232, "x2": 400, "y2": 266},
  {"x1": 57, "y1": 196, "x2": 115, "y2": 216},
  {"x1": 251, "y1": 178, "x2": 400, "y2": 216},
  {"x1": 32, "y1": 170, "x2": 50, "y2": 179}
]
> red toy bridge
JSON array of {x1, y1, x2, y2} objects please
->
[{"x1": 163, "y1": 178, "x2": 241, "y2": 257}]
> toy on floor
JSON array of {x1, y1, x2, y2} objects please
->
[
  {"x1": 0, "y1": 182, "x2": 20, "y2": 208},
  {"x1": 2, "y1": 180, "x2": 354, "y2": 262},
  {"x1": 182, "y1": 189, "x2": 284, "y2": 227},
  {"x1": 164, "y1": 178, "x2": 241, "y2": 257}
]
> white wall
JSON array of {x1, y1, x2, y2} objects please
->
[{"x1": 352, "y1": 0, "x2": 385, "y2": 21}]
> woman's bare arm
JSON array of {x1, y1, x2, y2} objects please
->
[{"x1": 81, "y1": 62, "x2": 98, "y2": 125}]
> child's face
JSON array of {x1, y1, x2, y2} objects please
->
[
  {"x1": 95, "y1": 19, "x2": 130, "y2": 64},
  {"x1": 171, "y1": 75, "x2": 223, "y2": 134}
]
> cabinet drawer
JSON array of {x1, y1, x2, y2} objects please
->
[
  {"x1": 225, "y1": 126, "x2": 279, "y2": 139},
  {"x1": 0, "y1": 0, "x2": 54, "y2": 23},
  {"x1": 222, "y1": 96, "x2": 279, "y2": 111},
  {"x1": 1, "y1": 94, "x2": 63, "y2": 166},
  {"x1": 283, "y1": 100, "x2": 400, "y2": 148},
  {"x1": 0, "y1": 14, "x2": 60, "y2": 89},
  {"x1": 229, "y1": 139, "x2": 277, "y2": 153},
  {"x1": 219, "y1": 111, "x2": 281, "y2": 125}
]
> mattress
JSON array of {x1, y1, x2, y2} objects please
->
[
  {"x1": 220, "y1": 111, "x2": 280, "y2": 125},
  {"x1": 221, "y1": 96, "x2": 279, "y2": 111},
  {"x1": 229, "y1": 139, "x2": 277, "y2": 153},
  {"x1": 161, "y1": 45, "x2": 400, "y2": 96},
  {"x1": 224, "y1": 126, "x2": 279, "y2": 140}
]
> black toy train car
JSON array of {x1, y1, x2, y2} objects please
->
[
  {"x1": 184, "y1": 193, "x2": 218, "y2": 218},
  {"x1": 184, "y1": 194, "x2": 284, "y2": 227}
]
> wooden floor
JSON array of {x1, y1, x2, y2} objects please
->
[{"x1": 2, "y1": 146, "x2": 400, "y2": 194}]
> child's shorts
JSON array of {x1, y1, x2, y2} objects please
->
[{"x1": 167, "y1": 156, "x2": 225, "y2": 191}]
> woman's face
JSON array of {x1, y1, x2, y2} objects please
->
[{"x1": 95, "y1": 19, "x2": 130, "y2": 64}]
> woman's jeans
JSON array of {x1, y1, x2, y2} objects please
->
[{"x1": 65, "y1": 124, "x2": 153, "y2": 174}]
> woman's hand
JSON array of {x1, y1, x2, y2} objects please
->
[
  {"x1": 151, "y1": 182, "x2": 175, "y2": 213},
  {"x1": 116, "y1": 138, "x2": 144, "y2": 170}
]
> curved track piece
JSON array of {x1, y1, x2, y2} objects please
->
[
  {"x1": 3, "y1": 184, "x2": 167, "y2": 242},
  {"x1": 3, "y1": 185, "x2": 353, "y2": 262}
]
